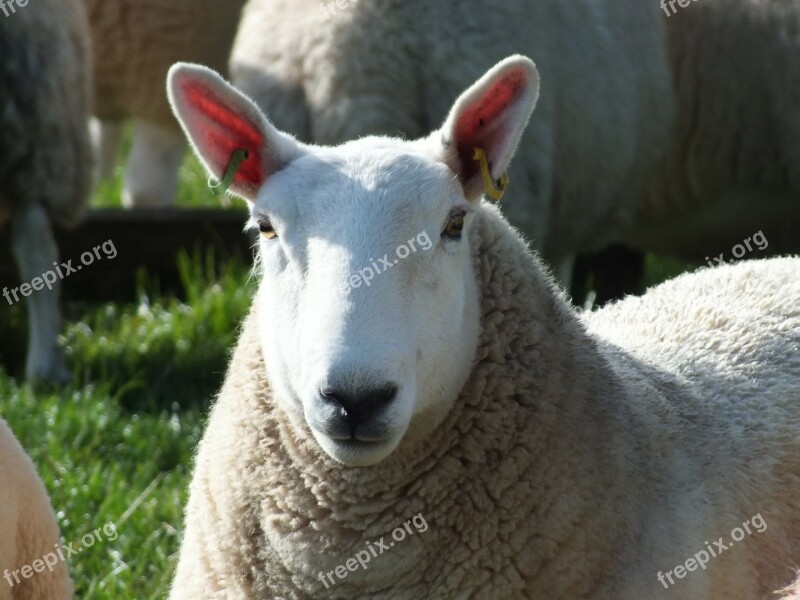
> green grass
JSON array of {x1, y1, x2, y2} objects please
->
[
  {"x1": 91, "y1": 136, "x2": 229, "y2": 211},
  {"x1": 0, "y1": 143, "x2": 253, "y2": 599},
  {"x1": 0, "y1": 128, "x2": 693, "y2": 599},
  {"x1": 0, "y1": 253, "x2": 252, "y2": 598}
]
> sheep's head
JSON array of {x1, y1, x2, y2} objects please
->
[{"x1": 167, "y1": 56, "x2": 539, "y2": 466}]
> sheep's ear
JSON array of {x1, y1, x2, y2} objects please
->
[
  {"x1": 437, "y1": 55, "x2": 539, "y2": 201},
  {"x1": 167, "y1": 62, "x2": 303, "y2": 202}
]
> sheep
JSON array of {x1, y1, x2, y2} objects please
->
[
  {"x1": 165, "y1": 58, "x2": 800, "y2": 599},
  {"x1": 229, "y1": 0, "x2": 675, "y2": 286},
  {"x1": 0, "y1": 417, "x2": 72, "y2": 599},
  {"x1": 0, "y1": 0, "x2": 92, "y2": 382},
  {"x1": 622, "y1": 0, "x2": 800, "y2": 261},
  {"x1": 85, "y1": 0, "x2": 247, "y2": 207}
]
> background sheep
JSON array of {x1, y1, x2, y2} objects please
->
[
  {"x1": 0, "y1": 418, "x2": 72, "y2": 599},
  {"x1": 623, "y1": 0, "x2": 800, "y2": 261},
  {"x1": 229, "y1": 0, "x2": 674, "y2": 286},
  {"x1": 85, "y1": 0, "x2": 246, "y2": 207},
  {"x1": 166, "y1": 59, "x2": 800, "y2": 599},
  {"x1": 0, "y1": 0, "x2": 93, "y2": 382}
]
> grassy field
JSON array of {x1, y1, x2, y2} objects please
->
[
  {"x1": 0, "y1": 153, "x2": 254, "y2": 599},
  {"x1": 0, "y1": 146, "x2": 692, "y2": 598}
]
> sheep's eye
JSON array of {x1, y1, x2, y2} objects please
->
[
  {"x1": 442, "y1": 209, "x2": 466, "y2": 239},
  {"x1": 258, "y1": 218, "x2": 277, "y2": 240}
]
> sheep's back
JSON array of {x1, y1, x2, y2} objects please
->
[
  {"x1": 583, "y1": 257, "x2": 800, "y2": 437},
  {"x1": 582, "y1": 257, "x2": 800, "y2": 595},
  {"x1": 0, "y1": 0, "x2": 92, "y2": 229},
  {"x1": 585, "y1": 259, "x2": 799, "y2": 507},
  {"x1": 86, "y1": 0, "x2": 246, "y2": 125},
  {"x1": 583, "y1": 257, "x2": 800, "y2": 402}
]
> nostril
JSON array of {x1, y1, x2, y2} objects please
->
[
  {"x1": 320, "y1": 388, "x2": 350, "y2": 421},
  {"x1": 377, "y1": 384, "x2": 398, "y2": 402},
  {"x1": 320, "y1": 388, "x2": 348, "y2": 419},
  {"x1": 369, "y1": 384, "x2": 398, "y2": 406},
  {"x1": 319, "y1": 383, "x2": 399, "y2": 428}
]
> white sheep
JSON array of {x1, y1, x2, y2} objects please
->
[
  {"x1": 0, "y1": 0, "x2": 92, "y2": 382},
  {"x1": 165, "y1": 58, "x2": 800, "y2": 599},
  {"x1": 622, "y1": 1, "x2": 800, "y2": 261},
  {"x1": 229, "y1": 0, "x2": 674, "y2": 286},
  {"x1": 85, "y1": 0, "x2": 246, "y2": 207},
  {"x1": 0, "y1": 418, "x2": 72, "y2": 599}
]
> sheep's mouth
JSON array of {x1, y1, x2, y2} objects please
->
[
  {"x1": 324, "y1": 427, "x2": 392, "y2": 443},
  {"x1": 317, "y1": 428, "x2": 395, "y2": 448},
  {"x1": 308, "y1": 414, "x2": 394, "y2": 444},
  {"x1": 333, "y1": 438, "x2": 387, "y2": 449},
  {"x1": 305, "y1": 400, "x2": 412, "y2": 465},
  {"x1": 310, "y1": 427, "x2": 405, "y2": 466}
]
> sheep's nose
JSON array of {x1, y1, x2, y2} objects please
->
[{"x1": 320, "y1": 384, "x2": 398, "y2": 429}]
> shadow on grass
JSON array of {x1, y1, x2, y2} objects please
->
[
  {"x1": 69, "y1": 249, "x2": 254, "y2": 413},
  {"x1": 0, "y1": 248, "x2": 254, "y2": 413}
]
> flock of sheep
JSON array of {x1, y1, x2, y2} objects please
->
[{"x1": 0, "y1": 0, "x2": 799, "y2": 599}]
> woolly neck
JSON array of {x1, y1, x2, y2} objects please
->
[
  {"x1": 219, "y1": 202, "x2": 637, "y2": 596},
  {"x1": 251, "y1": 202, "x2": 592, "y2": 494}
]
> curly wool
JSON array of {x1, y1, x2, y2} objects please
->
[
  {"x1": 172, "y1": 202, "x2": 800, "y2": 599},
  {"x1": 0, "y1": 418, "x2": 71, "y2": 599},
  {"x1": 0, "y1": 0, "x2": 92, "y2": 230}
]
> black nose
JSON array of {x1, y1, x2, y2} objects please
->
[{"x1": 320, "y1": 384, "x2": 398, "y2": 429}]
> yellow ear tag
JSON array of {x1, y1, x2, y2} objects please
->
[{"x1": 472, "y1": 147, "x2": 509, "y2": 202}]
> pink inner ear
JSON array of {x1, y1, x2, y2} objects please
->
[
  {"x1": 183, "y1": 80, "x2": 266, "y2": 189},
  {"x1": 454, "y1": 66, "x2": 528, "y2": 183}
]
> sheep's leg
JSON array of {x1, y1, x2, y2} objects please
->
[
  {"x1": 90, "y1": 118, "x2": 124, "y2": 184},
  {"x1": 122, "y1": 119, "x2": 186, "y2": 208},
  {"x1": 11, "y1": 202, "x2": 69, "y2": 383}
]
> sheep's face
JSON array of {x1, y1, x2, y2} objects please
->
[
  {"x1": 168, "y1": 55, "x2": 539, "y2": 466},
  {"x1": 250, "y1": 142, "x2": 482, "y2": 465}
]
